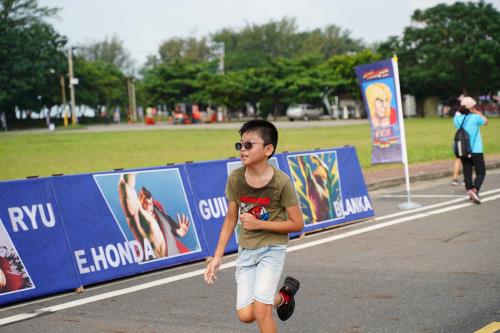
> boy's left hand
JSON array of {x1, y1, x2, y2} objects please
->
[{"x1": 240, "y1": 213, "x2": 260, "y2": 230}]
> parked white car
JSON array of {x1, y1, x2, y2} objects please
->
[{"x1": 286, "y1": 104, "x2": 323, "y2": 121}]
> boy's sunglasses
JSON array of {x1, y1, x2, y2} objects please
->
[{"x1": 234, "y1": 141, "x2": 267, "y2": 150}]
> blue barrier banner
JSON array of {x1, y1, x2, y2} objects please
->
[
  {"x1": 0, "y1": 146, "x2": 372, "y2": 306},
  {"x1": 282, "y1": 147, "x2": 374, "y2": 232},
  {"x1": 0, "y1": 179, "x2": 80, "y2": 306}
]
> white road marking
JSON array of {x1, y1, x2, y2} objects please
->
[
  {"x1": 0, "y1": 312, "x2": 39, "y2": 324},
  {"x1": 1, "y1": 191, "x2": 499, "y2": 326},
  {"x1": 374, "y1": 188, "x2": 500, "y2": 222}
]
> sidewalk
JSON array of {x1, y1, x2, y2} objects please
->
[{"x1": 364, "y1": 154, "x2": 500, "y2": 190}]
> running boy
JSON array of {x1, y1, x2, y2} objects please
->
[{"x1": 204, "y1": 119, "x2": 304, "y2": 332}]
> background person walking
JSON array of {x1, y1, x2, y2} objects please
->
[
  {"x1": 454, "y1": 97, "x2": 488, "y2": 204},
  {"x1": 450, "y1": 103, "x2": 463, "y2": 186}
]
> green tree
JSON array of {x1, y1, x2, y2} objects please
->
[
  {"x1": 211, "y1": 18, "x2": 366, "y2": 72},
  {"x1": 264, "y1": 51, "x2": 379, "y2": 119},
  {"x1": 77, "y1": 34, "x2": 134, "y2": 74},
  {"x1": 0, "y1": 0, "x2": 66, "y2": 121},
  {"x1": 212, "y1": 17, "x2": 301, "y2": 71},
  {"x1": 198, "y1": 71, "x2": 247, "y2": 110},
  {"x1": 140, "y1": 17, "x2": 377, "y2": 117},
  {"x1": 141, "y1": 60, "x2": 212, "y2": 108},
  {"x1": 150, "y1": 36, "x2": 212, "y2": 65},
  {"x1": 198, "y1": 51, "x2": 380, "y2": 118},
  {"x1": 73, "y1": 57, "x2": 127, "y2": 114},
  {"x1": 298, "y1": 24, "x2": 365, "y2": 59},
  {"x1": 378, "y1": 1, "x2": 500, "y2": 99},
  {"x1": 237, "y1": 67, "x2": 274, "y2": 116},
  {"x1": 323, "y1": 49, "x2": 381, "y2": 98},
  {"x1": 197, "y1": 67, "x2": 276, "y2": 117}
]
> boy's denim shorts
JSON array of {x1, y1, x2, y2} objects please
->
[{"x1": 235, "y1": 245, "x2": 286, "y2": 310}]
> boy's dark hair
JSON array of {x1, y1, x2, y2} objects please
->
[{"x1": 239, "y1": 119, "x2": 278, "y2": 158}]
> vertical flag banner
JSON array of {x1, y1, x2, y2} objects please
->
[{"x1": 355, "y1": 59, "x2": 403, "y2": 164}]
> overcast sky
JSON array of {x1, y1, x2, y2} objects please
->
[{"x1": 39, "y1": 0, "x2": 499, "y2": 67}]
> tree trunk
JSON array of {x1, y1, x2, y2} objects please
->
[
  {"x1": 272, "y1": 103, "x2": 280, "y2": 121},
  {"x1": 252, "y1": 102, "x2": 258, "y2": 119}
]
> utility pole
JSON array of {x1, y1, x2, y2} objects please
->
[
  {"x1": 67, "y1": 47, "x2": 77, "y2": 126},
  {"x1": 218, "y1": 42, "x2": 225, "y2": 75},
  {"x1": 60, "y1": 75, "x2": 68, "y2": 127},
  {"x1": 127, "y1": 77, "x2": 137, "y2": 122},
  {"x1": 216, "y1": 42, "x2": 226, "y2": 122}
]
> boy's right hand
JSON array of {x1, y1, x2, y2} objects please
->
[{"x1": 204, "y1": 256, "x2": 222, "y2": 284}]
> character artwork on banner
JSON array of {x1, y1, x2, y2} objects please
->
[
  {"x1": 0, "y1": 222, "x2": 34, "y2": 295},
  {"x1": 287, "y1": 152, "x2": 343, "y2": 225},
  {"x1": 355, "y1": 59, "x2": 403, "y2": 164},
  {"x1": 94, "y1": 169, "x2": 202, "y2": 263}
]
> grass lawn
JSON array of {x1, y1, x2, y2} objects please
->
[{"x1": 1, "y1": 118, "x2": 499, "y2": 181}]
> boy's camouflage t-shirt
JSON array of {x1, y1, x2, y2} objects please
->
[{"x1": 225, "y1": 165, "x2": 299, "y2": 249}]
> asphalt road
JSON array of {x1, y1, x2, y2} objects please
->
[{"x1": 1, "y1": 171, "x2": 499, "y2": 333}]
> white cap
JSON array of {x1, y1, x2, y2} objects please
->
[{"x1": 460, "y1": 96, "x2": 476, "y2": 109}]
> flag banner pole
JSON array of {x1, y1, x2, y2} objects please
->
[{"x1": 392, "y1": 55, "x2": 421, "y2": 210}]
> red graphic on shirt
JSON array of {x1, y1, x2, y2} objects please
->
[
  {"x1": 240, "y1": 196, "x2": 270, "y2": 221},
  {"x1": 240, "y1": 196, "x2": 270, "y2": 205}
]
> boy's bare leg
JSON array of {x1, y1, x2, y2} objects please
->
[
  {"x1": 254, "y1": 301, "x2": 277, "y2": 333},
  {"x1": 237, "y1": 301, "x2": 278, "y2": 332},
  {"x1": 237, "y1": 304, "x2": 256, "y2": 323},
  {"x1": 274, "y1": 293, "x2": 283, "y2": 306}
]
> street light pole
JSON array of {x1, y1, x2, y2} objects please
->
[
  {"x1": 67, "y1": 47, "x2": 77, "y2": 126},
  {"x1": 59, "y1": 75, "x2": 68, "y2": 127},
  {"x1": 214, "y1": 42, "x2": 226, "y2": 122}
]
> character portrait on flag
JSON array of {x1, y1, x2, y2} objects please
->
[{"x1": 355, "y1": 59, "x2": 403, "y2": 164}]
